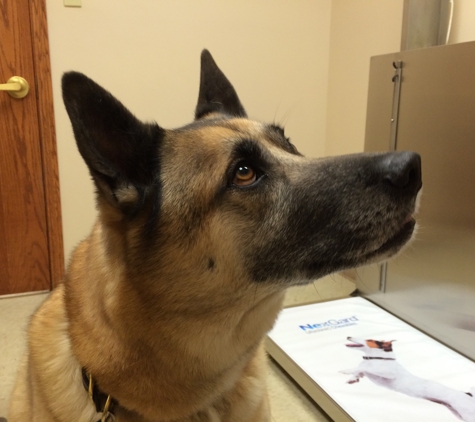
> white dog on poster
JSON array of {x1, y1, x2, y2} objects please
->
[{"x1": 340, "y1": 337, "x2": 475, "y2": 422}]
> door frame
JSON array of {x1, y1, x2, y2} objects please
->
[{"x1": 29, "y1": 0, "x2": 64, "y2": 287}]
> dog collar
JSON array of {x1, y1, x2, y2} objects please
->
[
  {"x1": 82, "y1": 368, "x2": 117, "y2": 421},
  {"x1": 363, "y1": 356, "x2": 396, "y2": 360}
]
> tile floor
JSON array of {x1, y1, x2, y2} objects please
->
[{"x1": 0, "y1": 275, "x2": 355, "y2": 421}]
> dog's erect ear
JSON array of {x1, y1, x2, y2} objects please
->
[
  {"x1": 62, "y1": 72, "x2": 163, "y2": 214},
  {"x1": 195, "y1": 49, "x2": 247, "y2": 119}
]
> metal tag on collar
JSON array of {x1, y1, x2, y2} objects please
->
[{"x1": 101, "y1": 395, "x2": 113, "y2": 422}]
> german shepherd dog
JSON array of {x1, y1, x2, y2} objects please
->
[{"x1": 9, "y1": 50, "x2": 422, "y2": 421}]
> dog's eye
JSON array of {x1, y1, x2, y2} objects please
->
[{"x1": 233, "y1": 163, "x2": 257, "y2": 186}]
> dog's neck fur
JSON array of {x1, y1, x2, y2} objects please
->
[
  {"x1": 65, "y1": 222, "x2": 285, "y2": 420},
  {"x1": 363, "y1": 348, "x2": 396, "y2": 359}
]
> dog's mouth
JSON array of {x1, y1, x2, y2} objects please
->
[
  {"x1": 379, "y1": 215, "x2": 415, "y2": 251},
  {"x1": 374, "y1": 187, "x2": 422, "y2": 258},
  {"x1": 346, "y1": 338, "x2": 363, "y2": 348},
  {"x1": 368, "y1": 213, "x2": 416, "y2": 260}
]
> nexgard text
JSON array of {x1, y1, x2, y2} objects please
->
[{"x1": 299, "y1": 316, "x2": 358, "y2": 333}]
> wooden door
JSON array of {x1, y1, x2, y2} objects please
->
[{"x1": 0, "y1": 0, "x2": 63, "y2": 295}]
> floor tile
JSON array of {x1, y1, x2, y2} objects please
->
[
  {"x1": 0, "y1": 293, "x2": 48, "y2": 418},
  {"x1": 267, "y1": 359, "x2": 331, "y2": 422}
]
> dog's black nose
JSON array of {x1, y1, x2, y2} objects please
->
[{"x1": 379, "y1": 151, "x2": 422, "y2": 194}]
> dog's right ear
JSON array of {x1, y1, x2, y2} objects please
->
[
  {"x1": 195, "y1": 49, "x2": 247, "y2": 119},
  {"x1": 62, "y1": 72, "x2": 163, "y2": 215}
]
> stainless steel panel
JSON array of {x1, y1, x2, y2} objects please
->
[{"x1": 360, "y1": 41, "x2": 475, "y2": 360}]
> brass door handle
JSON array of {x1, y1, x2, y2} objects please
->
[{"x1": 0, "y1": 76, "x2": 30, "y2": 99}]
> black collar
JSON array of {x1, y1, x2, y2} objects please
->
[
  {"x1": 82, "y1": 368, "x2": 118, "y2": 421},
  {"x1": 363, "y1": 356, "x2": 396, "y2": 360}
]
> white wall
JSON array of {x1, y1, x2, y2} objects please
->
[{"x1": 46, "y1": 0, "x2": 332, "y2": 259}]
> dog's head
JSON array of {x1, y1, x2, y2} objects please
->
[
  {"x1": 62, "y1": 50, "x2": 421, "y2": 301},
  {"x1": 346, "y1": 337, "x2": 395, "y2": 354}
]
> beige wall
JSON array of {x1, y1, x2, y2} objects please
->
[
  {"x1": 324, "y1": 0, "x2": 475, "y2": 158},
  {"x1": 46, "y1": 0, "x2": 332, "y2": 259},
  {"x1": 324, "y1": 0, "x2": 404, "y2": 157},
  {"x1": 449, "y1": 0, "x2": 475, "y2": 43}
]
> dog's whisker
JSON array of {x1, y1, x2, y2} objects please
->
[
  {"x1": 272, "y1": 98, "x2": 285, "y2": 124},
  {"x1": 277, "y1": 104, "x2": 296, "y2": 127},
  {"x1": 312, "y1": 280, "x2": 322, "y2": 299}
]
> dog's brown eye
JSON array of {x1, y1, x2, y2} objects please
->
[{"x1": 233, "y1": 164, "x2": 257, "y2": 186}]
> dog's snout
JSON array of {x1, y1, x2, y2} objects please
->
[{"x1": 379, "y1": 151, "x2": 422, "y2": 194}]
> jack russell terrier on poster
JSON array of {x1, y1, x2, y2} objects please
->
[{"x1": 341, "y1": 337, "x2": 475, "y2": 422}]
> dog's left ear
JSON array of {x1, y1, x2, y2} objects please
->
[
  {"x1": 383, "y1": 341, "x2": 395, "y2": 352},
  {"x1": 195, "y1": 49, "x2": 247, "y2": 119},
  {"x1": 62, "y1": 72, "x2": 163, "y2": 214}
]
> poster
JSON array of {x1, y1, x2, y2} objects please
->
[{"x1": 268, "y1": 297, "x2": 475, "y2": 422}]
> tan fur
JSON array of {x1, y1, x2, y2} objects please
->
[
  {"x1": 9, "y1": 287, "x2": 101, "y2": 422},
  {"x1": 9, "y1": 121, "x2": 286, "y2": 422},
  {"x1": 10, "y1": 222, "x2": 283, "y2": 421}
]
